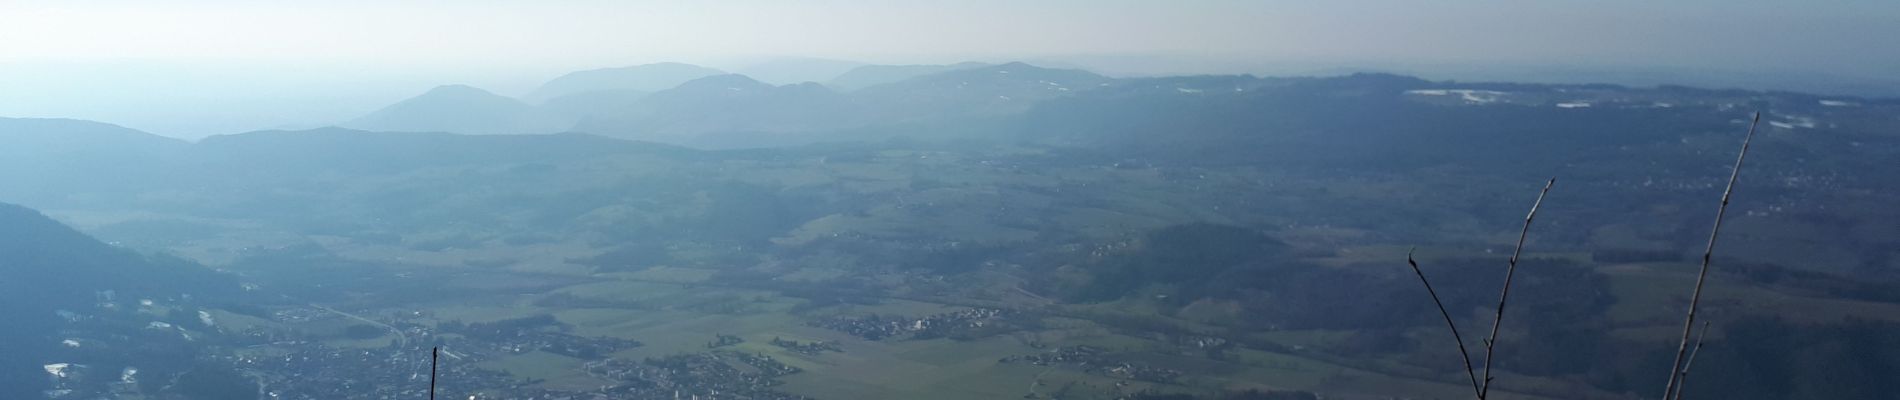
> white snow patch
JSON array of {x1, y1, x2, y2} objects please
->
[
  {"x1": 44, "y1": 363, "x2": 72, "y2": 378},
  {"x1": 1177, "y1": 88, "x2": 1204, "y2": 94},
  {"x1": 1556, "y1": 101, "x2": 1593, "y2": 108},
  {"x1": 139, "y1": 299, "x2": 154, "y2": 307},
  {"x1": 1819, "y1": 100, "x2": 1859, "y2": 107},
  {"x1": 147, "y1": 321, "x2": 174, "y2": 330},
  {"x1": 61, "y1": 339, "x2": 80, "y2": 348},
  {"x1": 1406, "y1": 89, "x2": 1505, "y2": 104},
  {"x1": 1771, "y1": 116, "x2": 1819, "y2": 129},
  {"x1": 199, "y1": 310, "x2": 216, "y2": 326},
  {"x1": 121, "y1": 367, "x2": 138, "y2": 384}
]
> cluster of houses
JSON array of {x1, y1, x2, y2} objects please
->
[
  {"x1": 436, "y1": 315, "x2": 644, "y2": 360},
  {"x1": 582, "y1": 353, "x2": 810, "y2": 400},
  {"x1": 808, "y1": 307, "x2": 1010, "y2": 340},
  {"x1": 218, "y1": 308, "x2": 813, "y2": 399},
  {"x1": 768, "y1": 337, "x2": 842, "y2": 356},
  {"x1": 1000, "y1": 345, "x2": 1184, "y2": 384},
  {"x1": 220, "y1": 337, "x2": 523, "y2": 399},
  {"x1": 729, "y1": 351, "x2": 803, "y2": 377},
  {"x1": 706, "y1": 333, "x2": 745, "y2": 349}
]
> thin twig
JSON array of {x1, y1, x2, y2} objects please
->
[
  {"x1": 1407, "y1": 247, "x2": 1482, "y2": 398},
  {"x1": 1670, "y1": 321, "x2": 1713, "y2": 400},
  {"x1": 1662, "y1": 112, "x2": 1759, "y2": 400},
  {"x1": 1477, "y1": 178, "x2": 1556, "y2": 400}
]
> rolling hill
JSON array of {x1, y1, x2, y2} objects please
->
[
  {"x1": 342, "y1": 84, "x2": 571, "y2": 135},
  {"x1": 825, "y1": 62, "x2": 991, "y2": 91},
  {"x1": 0, "y1": 118, "x2": 190, "y2": 204},
  {"x1": 0, "y1": 202, "x2": 242, "y2": 398},
  {"x1": 522, "y1": 62, "x2": 726, "y2": 104}
]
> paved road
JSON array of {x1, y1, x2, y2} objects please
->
[{"x1": 308, "y1": 303, "x2": 409, "y2": 346}]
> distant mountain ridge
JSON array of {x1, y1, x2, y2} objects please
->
[
  {"x1": 0, "y1": 118, "x2": 190, "y2": 204},
  {"x1": 825, "y1": 62, "x2": 991, "y2": 91},
  {"x1": 570, "y1": 74, "x2": 853, "y2": 146},
  {"x1": 523, "y1": 62, "x2": 726, "y2": 103},
  {"x1": 851, "y1": 62, "x2": 1111, "y2": 120},
  {"x1": 565, "y1": 62, "x2": 1113, "y2": 146},
  {"x1": 342, "y1": 84, "x2": 571, "y2": 135},
  {"x1": 228, "y1": 62, "x2": 1900, "y2": 152},
  {"x1": 732, "y1": 57, "x2": 867, "y2": 85},
  {"x1": 0, "y1": 117, "x2": 187, "y2": 148}
]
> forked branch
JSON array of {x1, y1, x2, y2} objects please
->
[
  {"x1": 1670, "y1": 321, "x2": 1713, "y2": 400},
  {"x1": 1407, "y1": 247, "x2": 1482, "y2": 397},
  {"x1": 1662, "y1": 112, "x2": 1760, "y2": 400},
  {"x1": 1477, "y1": 178, "x2": 1557, "y2": 400}
]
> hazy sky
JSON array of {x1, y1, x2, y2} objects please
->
[{"x1": 3, "y1": 0, "x2": 1896, "y2": 137}]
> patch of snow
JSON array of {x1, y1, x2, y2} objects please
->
[
  {"x1": 122, "y1": 367, "x2": 138, "y2": 384},
  {"x1": 44, "y1": 363, "x2": 72, "y2": 378},
  {"x1": 1771, "y1": 116, "x2": 1819, "y2": 129},
  {"x1": 1177, "y1": 88, "x2": 1204, "y2": 94},
  {"x1": 1819, "y1": 100, "x2": 1860, "y2": 107},
  {"x1": 61, "y1": 339, "x2": 80, "y2": 348},
  {"x1": 1405, "y1": 89, "x2": 1505, "y2": 104},
  {"x1": 139, "y1": 299, "x2": 154, "y2": 307},
  {"x1": 1556, "y1": 101, "x2": 1593, "y2": 108},
  {"x1": 147, "y1": 321, "x2": 174, "y2": 330},
  {"x1": 1652, "y1": 102, "x2": 1675, "y2": 108},
  {"x1": 199, "y1": 310, "x2": 216, "y2": 326}
]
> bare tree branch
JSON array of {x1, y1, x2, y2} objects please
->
[
  {"x1": 1670, "y1": 321, "x2": 1713, "y2": 400},
  {"x1": 1662, "y1": 112, "x2": 1760, "y2": 400},
  {"x1": 1477, "y1": 178, "x2": 1557, "y2": 400},
  {"x1": 1407, "y1": 247, "x2": 1482, "y2": 398}
]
